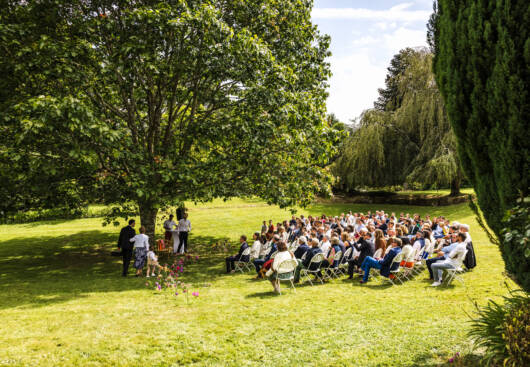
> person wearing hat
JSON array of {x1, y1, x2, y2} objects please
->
[{"x1": 293, "y1": 236, "x2": 310, "y2": 259}]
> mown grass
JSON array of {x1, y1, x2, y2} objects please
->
[{"x1": 0, "y1": 199, "x2": 514, "y2": 367}]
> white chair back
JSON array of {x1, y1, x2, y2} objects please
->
[
  {"x1": 301, "y1": 252, "x2": 307, "y2": 261},
  {"x1": 241, "y1": 247, "x2": 251, "y2": 256},
  {"x1": 401, "y1": 245, "x2": 413, "y2": 261},
  {"x1": 310, "y1": 253, "x2": 325, "y2": 264},
  {"x1": 333, "y1": 251, "x2": 342, "y2": 261},
  {"x1": 270, "y1": 251, "x2": 278, "y2": 259},
  {"x1": 391, "y1": 252, "x2": 404, "y2": 266},
  {"x1": 277, "y1": 259, "x2": 297, "y2": 274}
]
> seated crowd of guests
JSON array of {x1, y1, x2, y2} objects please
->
[{"x1": 225, "y1": 211, "x2": 477, "y2": 290}]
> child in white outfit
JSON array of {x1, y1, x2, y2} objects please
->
[{"x1": 146, "y1": 250, "x2": 162, "y2": 277}]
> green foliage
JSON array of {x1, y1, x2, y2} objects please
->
[
  {"x1": 432, "y1": 0, "x2": 529, "y2": 234},
  {"x1": 0, "y1": 0, "x2": 340, "y2": 236},
  {"x1": 333, "y1": 48, "x2": 462, "y2": 194},
  {"x1": 374, "y1": 47, "x2": 416, "y2": 112},
  {"x1": 469, "y1": 289, "x2": 530, "y2": 367},
  {"x1": 432, "y1": 0, "x2": 530, "y2": 290},
  {"x1": 500, "y1": 197, "x2": 530, "y2": 291}
]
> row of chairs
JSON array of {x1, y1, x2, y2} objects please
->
[{"x1": 233, "y1": 241, "x2": 468, "y2": 293}]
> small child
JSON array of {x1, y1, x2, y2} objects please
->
[{"x1": 146, "y1": 250, "x2": 163, "y2": 277}]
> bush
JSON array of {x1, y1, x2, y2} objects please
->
[
  {"x1": 500, "y1": 197, "x2": 530, "y2": 292},
  {"x1": 469, "y1": 289, "x2": 530, "y2": 366}
]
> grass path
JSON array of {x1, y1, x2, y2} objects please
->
[{"x1": 0, "y1": 199, "x2": 514, "y2": 366}]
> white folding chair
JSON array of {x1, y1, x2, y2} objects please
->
[
  {"x1": 323, "y1": 251, "x2": 343, "y2": 280},
  {"x1": 275, "y1": 259, "x2": 298, "y2": 295},
  {"x1": 444, "y1": 249, "x2": 468, "y2": 286},
  {"x1": 385, "y1": 252, "x2": 404, "y2": 285},
  {"x1": 234, "y1": 247, "x2": 252, "y2": 273},
  {"x1": 300, "y1": 253, "x2": 325, "y2": 286},
  {"x1": 337, "y1": 247, "x2": 352, "y2": 276}
]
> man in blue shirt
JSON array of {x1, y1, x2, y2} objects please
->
[{"x1": 426, "y1": 233, "x2": 459, "y2": 279}]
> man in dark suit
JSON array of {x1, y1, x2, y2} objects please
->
[
  {"x1": 293, "y1": 236, "x2": 310, "y2": 259},
  {"x1": 294, "y1": 238, "x2": 323, "y2": 283},
  {"x1": 347, "y1": 230, "x2": 375, "y2": 278},
  {"x1": 359, "y1": 238, "x2": 403, "y2": 283},
  {"x1": 225, "y1": 235, "x2": 250, "y2": 273},
  {"x1": 117, "y1": 219, "x2": 136, "y2": 277}
]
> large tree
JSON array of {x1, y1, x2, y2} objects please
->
[
  {"x1": 0, "y1": 0, "x2": 339, "y2": 237},
  {"x1": 333, "y1": 47, "x2": 462, "y2": 194},
  {"x1": 432, "y1": 0, "x2": 529, "y2": 290}
]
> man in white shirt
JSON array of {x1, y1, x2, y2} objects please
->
[
  {"x1": 460, "y1": 224, "x2": 472, "y2": 244},
  {"x1": 431, "y1": 233, "x2": 467, "y2": 286},
  {"x1": 177, "y1": 213, "x2": 191, "y2": 253},
  {"x1": 163, "y1": 214, "x2": 177, "y2": 243},
  {"x1": 320, "y1": 235, "x2": 331, "y2": 257}
]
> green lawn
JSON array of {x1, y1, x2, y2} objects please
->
[{"x1": 0, "y1": 199, "x2": 514, "y2": 366}]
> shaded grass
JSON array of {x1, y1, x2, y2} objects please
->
[{"x1": 0, "y1": 199, "x2": 514, "y2": 366}]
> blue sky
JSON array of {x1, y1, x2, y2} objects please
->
[{"x1": 312, "y1": 0, "x2": 433, "y2": 122}]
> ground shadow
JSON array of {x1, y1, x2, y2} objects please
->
[
  {"x1": 0, "y1": 231, "x2": 237, "y2": 310},
  {"x1": 411, "y1": 351, "x2": 483, "y2": 366}
]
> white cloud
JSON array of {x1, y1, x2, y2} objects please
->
[
  {"x1": 314, "y1": 2, "x2": 431, "y2": 121},
  {"x1": 312, "y1": 4, "x2": 430, "y2": 21},
  {"x1": 327, "y1": 26, "x2": 428, "y2": 121},
  {"x1": 383, "y1": 26, "x2": 427, "y2": 51},
  {"x1": 326, "y1": 53, "x2": 386, "y2": 123},
  {"x1": 352, "y1": 36, "x2": 379, "y2": 46}
]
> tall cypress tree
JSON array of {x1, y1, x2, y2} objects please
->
[{"x1": 432, "y1": 0, "x2": 529, "y2": 290}]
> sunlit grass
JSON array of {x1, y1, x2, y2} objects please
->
[{"x1": 0, "y1": 199, "x2": 513, "y2": 366}]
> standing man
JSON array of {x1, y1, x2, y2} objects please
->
[
  {"x1": 117, "y1": 219, "x2": 136, "y2": 277},
  {"x1": 163, "y1": 214, "x2": 177, "y2": 243},
  {"x1": 178, "y1": 213, "x2": 191, "y2": 253}
]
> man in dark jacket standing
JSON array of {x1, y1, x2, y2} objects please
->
[{"x1": 117, "y1": 219, "x2": 136, "y2": 277}]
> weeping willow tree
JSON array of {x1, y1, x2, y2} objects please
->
[{"x1": 333, "y1": 47, "x2": 462, "y2": 194}]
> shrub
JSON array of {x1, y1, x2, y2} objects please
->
[
  {"x1": 469, "y1": 289, "x2": 530, "y2": 366},
  {"x1": 500, "y1": 197, "x2": 530, "y2": 292}
]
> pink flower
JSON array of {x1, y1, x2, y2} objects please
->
[
  {"x1": 175, "y1": 292, "x2": 179, "y2": 296},
  {"x1": 195, "y1": 256, "x2": 199, "y2": 260},
  {"x1": 192, "y1": 292, "x2": 199, "y2": 297},
  {"x1": 448, "y1": 358, "x2": 454, "y2": 363}
]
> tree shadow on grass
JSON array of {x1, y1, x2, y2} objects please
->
[{"x1": 0, "y1": 231, "x2": 235, "y2": 310}]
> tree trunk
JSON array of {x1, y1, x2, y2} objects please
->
[
  {"x1": 138, "y1": 202, "x2": 158, "y2": 242},
  {"x1": 449, "y1": 176, "x2": 461, "y2": 196}
]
